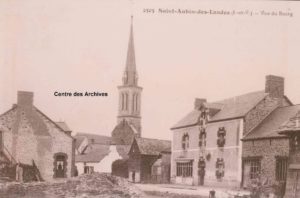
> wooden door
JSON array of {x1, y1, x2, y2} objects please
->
[
  {"x1": 0, "y1": 131, "x2": 3, "y2": 150},
  {"x1": 285, "y1": 170, "x2": 300, "y2": 198}
]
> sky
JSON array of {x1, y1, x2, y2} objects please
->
[{"x1": 0, "y1": 0, "x2": 300, "y2": 140}]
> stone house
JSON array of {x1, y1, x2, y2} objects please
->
[
  {"x1": 277, "y1": 111, "x2": 300, "y2": 198},
  {"x1": 0, "y1": 91, "x2": 75, "y2": 181},
  {"x1": 128, "y1": 137, "x2": 171, "y2": 183},
  {"x1": 171, "y1": 75, "x2": 292, "y2": 187},
  {"x1": 241, "y1": 105, "x2": 300, "y2": 188}
]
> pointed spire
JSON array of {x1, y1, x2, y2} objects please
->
[{"x1": 123, "y1": 16, "x2": 138, "y2": 86}]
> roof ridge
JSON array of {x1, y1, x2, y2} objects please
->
[
  {"x1": 277, "y1": 104, "x2": 300, "y2": 109},
  {"x1": 211, "y1": 90, "x2": 266, "y2": 104},
  {"x1": 136, "y1": 137, "x2": 171, "y2": 142}
]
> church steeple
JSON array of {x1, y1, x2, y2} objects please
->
[
  {"x1": 117, "y1": 16, "x2": 142, "y2": 137},
  {"x1": 123, "y1": 16, "x2": 138, "y2": 86}
]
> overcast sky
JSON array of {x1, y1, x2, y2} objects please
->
[{"x1": 1, "y1": 0, "x2": 300, "y2": 140}]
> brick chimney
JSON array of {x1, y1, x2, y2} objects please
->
[
  {"x1": 194, "y1": 98, "x2": 207, "y2": 110},
  {"x1": 265, "y1": 75, "x2": 284, "y2": 98},
  {"x1": 17, "y1": 91, "x2": 34, "y2": 107}
]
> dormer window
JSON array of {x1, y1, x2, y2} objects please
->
[
  {"x1": 182, "y1": 133, "x2": 189, "y2": 150},
  {"x1": 199, "y1": 128, "x2": 206, "y2": 148},
  {"x1": 217, "y1": 127, "x2": 226, "y2": 147}
]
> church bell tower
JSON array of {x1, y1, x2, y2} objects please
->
[{"x1": 117, "y1": 16, "x2": 142, "y2": 137}]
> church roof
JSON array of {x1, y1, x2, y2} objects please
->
[
  {"x1": 171, "y1": 91, "x2": 268, "y2": 129},
  {"x1": 243, "y1": 105, "x2": 300, "y2": 140},
  {"x1": 123, "y1": 16, "x2": 138, "y2": 86},
  {"x1": 134, "y1": 137, "x2": 171, "y2": 155},
  {"x1": 111, "y1": 120, "x2": 136, "y2": 145}
]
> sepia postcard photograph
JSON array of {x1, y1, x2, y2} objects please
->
[{"x1": 0, "y1": 0, "x2": 300, "y2": 197}]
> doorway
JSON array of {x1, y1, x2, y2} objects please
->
[
  {"x1": 198, "y1": 158, "x2": 206, "y2": 186},
  {"x1": 53, "y1": 153, "x2": 67, "y2": 178}
]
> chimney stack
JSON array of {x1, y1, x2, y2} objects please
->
[
  {"x1": 194, "y1": 98, "x2": 207, "y2": 110},
  {"x1": 17, "y1": 91, "x2": 34, "y2": 107},
  {"x1": 265, "y1": 75, "x2": 284, "y2": 98}
]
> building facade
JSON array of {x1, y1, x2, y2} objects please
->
[
  {"x1": 171, "y1": 75, "x2": 292, "y2": 187},
  {"x1": 0, "y1": 91, "x2": 75, "y2": 181}
]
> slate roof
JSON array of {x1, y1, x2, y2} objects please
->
[
  {"x1": 135, "y1": 137, "x2": 171, "y2": 155},
  {"x1": 75, "y1": 144, "x2": 110, "y2": 163},
  {"x1": 243, "y1": 105, "x2": 300, "y2": 140},
  {"x1": 278, "y1": 109, "x2": 300, "y2": 135},
  {"x1": 75, "y1": 133, "x2": 112, "y2": 145},
  {"x1": 74, "y1": 136, "x2": 86, "y2": 150},
  {"x1": 55, "y1": 122, "x2": 72, "y2": 132},
  {"x1": 75, "y1": 144, "x2": 130, "y2": 163},
  {"x1": 171, "y1": 91, "x2": 268, "y2": 129},
  {"x1": 0, "y1": 105, "x2": 72, "y2": 138}
]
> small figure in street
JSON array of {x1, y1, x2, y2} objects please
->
[
  {"x1": 74, "y1": 165, "x2": 78, "y2": 177},
  {"x1": 209, "y1": 190, "x2": 216, "y2": 198},
  {"x1": 15, "y1": 162, "x2": 23, "y2": 182}
]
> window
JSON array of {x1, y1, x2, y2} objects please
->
[
  {"x1": 135, "y1": 94, "x2": 138, "y2": 111},
  {"x1": 132, "y1": 93, "x2": 136, "y2": 112},
  {"x1": 84, "y1": 166, "x2": 94, "y2": 174},
  {"x1": 217, "y1": 127, "x2": 226, "y2": 147},
  {"x1": 199, "y1": 128, "x2": 206, "y2": 147},
  {"x1": 215, "y1": 158, "x2": 225, "y2": 179},
  {"x1": 244, "y1": 158, "x2": 261, "y2": 179},
  {"x1": 125, "y1": 93, "x2": 128, "y2": 110},
  {"x1": 121, "y1": 93, "x2": 124, "y2": 110},
  {"x1": 176, "y1": 161, "x2": 193, "y2": 177},
  {"x1": 276, "y1": 157, "x2": 288, "y2": 181},
  {"x1": 198, "y1": 158, "x2": 206, "y2": 176},
  {"x1": 182, "y1": 133, "x2": 189, "y2": 150},
  {"x1": 291, "y1": 135, "x2": 300, "y2": 151}
]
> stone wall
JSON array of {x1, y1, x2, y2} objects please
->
[
  {"x1": 244, "y1": 96, "x2": 280, "y2": 135},
  {"x1": 242, "y1": 138, "x2": 289, "y2": 186}
]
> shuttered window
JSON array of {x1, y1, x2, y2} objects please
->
[{"x1": 276, "y1": 157, "x2": 288, "y2": 181}]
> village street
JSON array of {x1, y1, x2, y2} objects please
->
[{"x1": 137, "y1": 183, "x2": 250, "y2": 198}]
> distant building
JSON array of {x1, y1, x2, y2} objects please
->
[
  {"x1": 75, "y1": 17, "x2": 172, "y2": 180},
  {"x1": 128, "y1": 137, "x2": 171, "y2": 183},
  {"x1": 74, "y1": 133, "x2": 130, "y2": 175},
  {"x1": 171, "y1": 75, "x2": 292, "y2": 187},
  {"x1": 0, "y1": 91, "x2": 75, "y2": 180}
]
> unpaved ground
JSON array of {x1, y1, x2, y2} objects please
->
[
  {"x1": 144, "y1": 191, "x2": 207, "y2": 198},
  {"x1": 0, "y1": 173, "x2": 144, "y2": 198}
]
